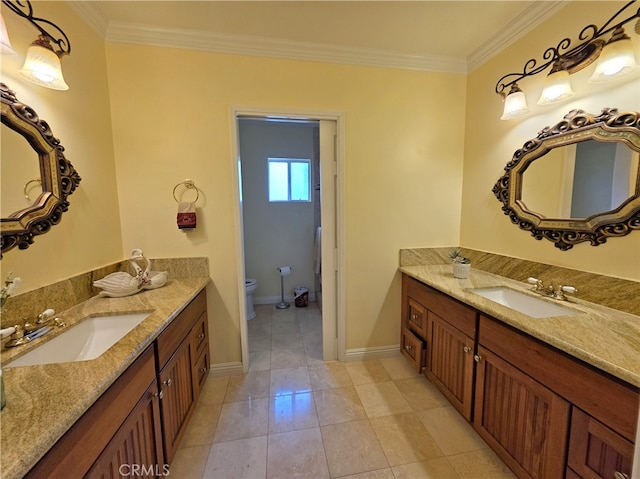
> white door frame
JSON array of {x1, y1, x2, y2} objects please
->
[{"x1": 229, "y1": 106, "x2": 346, "y2": 372}]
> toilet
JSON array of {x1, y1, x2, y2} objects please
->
[{"x1": 245, "y1": 279, "x2": 258, "y2": 320}]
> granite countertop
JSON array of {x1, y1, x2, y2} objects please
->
[
  {"x1": 0, "y1": 277, "x2": 210, "y2": 479},
  {"x1": 400, "y1": 265, "x2": 640, "y2": 389}
]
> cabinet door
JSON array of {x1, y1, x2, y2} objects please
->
[
  {"x1": 159, "y1": 337, "x2": 195, "y2": 464},
  {"x1": 426, "y1": 311, "x2": 475, "y2": 420},
  {"x1": 192, "y1": 343, "x2": 210, "y2": 399},
  {"x1": 87, "y1": 381, "x2": 164, "y2": 479},
  {"x1": 568, "y1": 407, "x2": 634, "y2": 479},
  {"x1": 473, "y1": 345, "x2": 570, "y2": 479}
]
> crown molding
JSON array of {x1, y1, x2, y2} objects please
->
[
  {"x1": 468, "y1": 1, "x2": 567, "y2": 71},
  {"x1": 69, "y1": 1, "x2": 566, "y2": 74},
  {"x1": 67, "y1": 1, "x2": 109, "y2": 38},
  {"x1": 106, "y1": 22, "x2": 467, "y2": 73}
]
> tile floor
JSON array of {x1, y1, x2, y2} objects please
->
[{"x1": 170, "y1": 302, "x2": 515, "y2": 479}]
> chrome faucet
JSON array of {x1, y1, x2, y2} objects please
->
[{"x1": 527, "y1": 277, "x2": 577, "y2": 301}]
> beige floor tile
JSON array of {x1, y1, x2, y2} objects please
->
[
  {"x1": 270, "y1": 347, "x2": 308, "y2": 369},
  {"x1": 248, "y1": 317, "x2": 272, "y2": 337},
  {"x1": 305, "y1": 347, "x2": 325, "y2": 367},
  {"x1": 214, "y1": 397, "x2": 269, "y2": 443},
  {"x1": 169, "y1": 444, "x2": 210, "y2": 478},
  {"x1": 355, "y1": 381, "x2": 412, "y2": 418},
  {"x1": 346, "y1": 360, "x2": 392, "y2": 385},
  {"x1": 269, "y1": 391, "x2": 319, "y2": 433},
  {"x1": 370, "y1": 412, "x2": 443, "y2": 466},
  {"x1": 394, "y1": 377, "x2": 450, "y2": 411},
  {"x1": 272, "y1": 333, "x2": 304, "y2": 351},
  {"x1": 204, "y1": 435, "x2": 268, "y2": 479},
  {"x1": 321, "y1": 419, "x2": 389, "y2": 477},
  {"x1": 314, "y1": 386, "x2": 367, "y2": 426},
  {"x1": 418, "y1": 406, "x2": 487, "y2": 455},
  {"x1": 180, "y1": 403, "x2": 222, "y2": 448},
  {"x1": 338, "y1": 468, "x2": 396, "y2": 479},
  {"x1": 198, "y1": 376, "x2": 229, "y2": 406},
  {"x1": 379, "y1": 355, "x2": 421, "y2": 380},
  {"x1": 267, "y1": 428, "x2": 330, "y2": 479},
  {"x1": 224, "y1": 370, "x2": 271, "y2": 403},
  {"x1": 309, "y1": 362, "x2": 353, "y2": 390},
  {"x1": 270, "y1": 366, "x2": 312, "y2": 396},
  {"x1": 250, "y1": 335, "x2": 272, "y2": 353},
  {"x1": 249, "y1": 350, "x2": 272, "y2": 372},
  {"x1": 447, "y1": 448, "x2": 516, "y2": 478},
  {"x1": 392, "y1": 457, "x2": 461, "y2": 479}
]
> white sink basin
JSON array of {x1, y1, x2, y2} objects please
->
[
  {"x1": 6, "y1": 312, "x2": 150, "y2": 367},
  {"x1": 470, "y1": 287, "x2": 581, "y2": 319}
]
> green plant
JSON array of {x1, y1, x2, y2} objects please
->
[{"x1": 448, "y1": 248, "x2": 470, "y2": 264}]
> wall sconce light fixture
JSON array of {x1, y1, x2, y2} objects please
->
[
  {"x1": 1, "y1": 0, "x2": 71, "y2": 90},
  {"x1": 496, "y1": 0, "x2": 639, "y2": 120}
]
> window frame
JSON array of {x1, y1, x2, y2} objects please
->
[{"x1": 267, "y1": 157, "x2": 312, "y2": 203}]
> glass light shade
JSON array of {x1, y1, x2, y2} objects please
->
[
  {"x1": 589, "y1": 36, "x2": 639, "y2": 83},
  {"x1": 18, "y1": 42, "x2": 69, "y2": 90},
  {"x1": 500, "y1": 88, "x2": 529, "y2": 120},
  {"x1": 0, "y1": 12, "x2": 16, "y2": 55},
  {"x1": 537, "y1": 69, "x2": 575, "y2": 105}
]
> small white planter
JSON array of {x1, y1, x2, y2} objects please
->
[{"x1": 452, "y1": 262, "x2": 471, "y2": 279}]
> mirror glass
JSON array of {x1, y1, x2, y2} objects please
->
[
  {"x1": 493, "y1": 108, "x2": 640, "y2": 250},
  {"x1": 1, "y1": 82, "x2": 81, "y2": 256},
  {"x1": 1, "y1": 123, "x2": 43, "y2": 217},
  {"x1": 521, "y1": 140, "x2": 639, "y2": 219}
]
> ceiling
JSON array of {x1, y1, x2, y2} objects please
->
[{"x1": 70, "y1": 1, "x2": 567, "y2": 72}]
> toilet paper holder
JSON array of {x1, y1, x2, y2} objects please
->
[{"x1": 276, "y1": 266, "x2": 291, "y2": 309}]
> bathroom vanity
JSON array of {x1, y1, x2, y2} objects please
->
[
  {"x1": 0, "y1": 275, "x2": 210, "y2": 479},
  {"x1": 399, "y1": 266, "x2": 639, "y2": 479}
]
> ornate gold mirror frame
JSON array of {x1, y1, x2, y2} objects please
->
[
  {"x1": 1, "y1": 82, "x2": 81, "y2": 257},
  {"x1": 493, "y1": 108, "x2": 640, "y2": 250}
]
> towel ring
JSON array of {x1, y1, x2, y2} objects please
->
[
  {"x1": 23, "y1": 178, "x2": 42, "y2": 201},
  {"x1": 173, "y1": 179, "x2": 200, "y2": 203}
]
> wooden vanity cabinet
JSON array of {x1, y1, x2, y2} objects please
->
[
  {"x1": 26, "y1": 346, "x2": 163, "y2": 479},
  {"x1": 156, "y1": 289, "x2": 209, "y2": 464},
  {"x1": 26, "y1": 289, "x2": 210, "y2": 478},
  {"x1": 399, "y1": 274, "x2": 639, "y2": 479},
  {"x1": 401, "y1": 274, "x2": 477, "y2": 420}
]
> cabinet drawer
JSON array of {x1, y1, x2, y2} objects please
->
[
  {"x1": 401, "y1": 327, "x2": 425, "y2": 373},
  {"x1": 568, "y1": 407, "x2": 633, "y2": 479},
  {"x1": 157, "y1": 290, "x2": 206, "y2": 368},
  {"x1": 190, "y1": 312, "x2": 208, "y2": 357},
  {"x1": 404, "y1": 275, "x2": 477, "y2": 337},
  {"x1": 406, "y1": 298, "x2": 427, "y2": 337},
  {"x1": 192, "y1": 344, "x2": 210, "y2": 398}
]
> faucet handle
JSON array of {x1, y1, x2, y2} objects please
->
[
  {"x1": 527, "y1": 277, "x2": 545, "y2": 292},
  {"x1": 555, "y1": 285, "x2": 577, "y2": 301}
]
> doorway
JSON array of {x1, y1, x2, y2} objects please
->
[{"x1": 230, "y1": 108, "x2": 344, "y2": 373}]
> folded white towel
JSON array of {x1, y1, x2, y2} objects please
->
[{"x1": 177, "y1": 201, "x2": 196, "y2": 230}]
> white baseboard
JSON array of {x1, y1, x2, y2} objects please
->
[
  {"x1": 254, "y1": 293, "x2": 316, "y2": 305},
  {"x1": 345, "y1": 344, "x2": 400, "y2": 362},
  {"x1": 208, "y1": 362, "x2": 244, "y2": 376}
]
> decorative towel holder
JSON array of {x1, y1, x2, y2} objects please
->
[{"x1": 172, "y1": 179, "x2": 200, "y2": 204}]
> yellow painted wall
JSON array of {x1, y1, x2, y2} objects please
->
[
  {"x1": 463, "y1": 1, "x2": 640, "y2": 281},
  {"x1": 1, "y1": 2, "x2": 122, "y2": 292},
  {"x1": 104, "y1": 44, "x2": 466, "y2": 361}
]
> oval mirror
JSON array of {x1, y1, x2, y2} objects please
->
[
  {"x1": 0, "y1": 82, "x2": 81, "y2": 257},
  {"x1": 493, "y1": 108, "x2": 640, "y2": 250}
]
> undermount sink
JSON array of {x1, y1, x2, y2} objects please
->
[
  {"x1": 470, "y1": 287, "x2": 581, "y2": 319},
  {"x1": 6, "y1": 312, "x2": 151, "y2": 367}
]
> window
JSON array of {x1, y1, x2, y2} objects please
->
[{"x1": 268, "y1": 158, "x2": 311, "y2": 202}]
